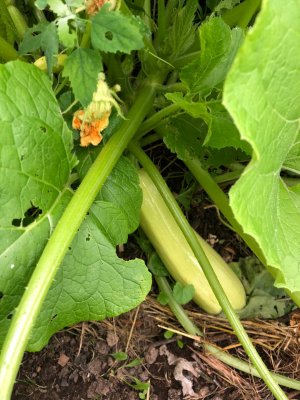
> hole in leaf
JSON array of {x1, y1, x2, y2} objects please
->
[
  {"x1": 0, "y1": 292, "x2": 3, "y2": 299},
  {"x1": 11, "y1": 203, "x2": 43, "y2": 227},
  {"x1": 40, "y1": 126, "x2": 47, "y2": 133},
  {"x1": 12, "y1": 218, "x2": 22, "y2": 227},
  {"x1": 86, "y1": 234, "x2": 91, "y2": 242},
  {"x1": 105, "y1": 31, "x2": 113, "y2": 40},
  {"x1": 51, "y1": 314, "x2": 57, "y2": 321},
  {"x1": 7, "y1": 313, "x2": 13, "y2": 320},
  {"x1": 68, "y1": 246, "x2": 72, "y2": 251}
]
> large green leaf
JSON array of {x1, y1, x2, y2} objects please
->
[
  {"x1": 0, "y1": 61, "x2": 75, "y2": 345},
  {"x1": 223, "y1": 0, "x2": 300, "y2": 292},
  {"x1": 0, "y1": 62, "x2": 150, "y2": 350}
]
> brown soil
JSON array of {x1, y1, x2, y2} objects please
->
[{"x1": 12, "y1": 297, "x2": 300, "y2": 400}]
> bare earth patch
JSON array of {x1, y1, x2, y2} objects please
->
[{"x1": 12, "y1": 297, "x2": 300, "y2": 400}]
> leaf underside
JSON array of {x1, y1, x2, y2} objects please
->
[{"x1": 223, "y1": 0, "x2": 300, "y2": 293}]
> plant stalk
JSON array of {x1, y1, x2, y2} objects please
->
[
  {"x1": 0, "y1": 78, "x2": 161, "y2": 400},
  {"x1": 155, "y1": 124, "x2": 300, "y2": 311},
  {"x1": 155, "y1": 275, "x2": 300, "y2": 390},
  {"x1": 183, "y1": 157, "x2": 300, "y2": 308},
  {"x1": 128, "y1": 142, "x2": 288, "y2": 400},
  {"x1": 0, "y1": 36, "x2": 18, "y2": 61},
  {"x1": 136, "y1": 103, "x2": 180, "y2": 138}
]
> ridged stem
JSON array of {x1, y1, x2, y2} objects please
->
[
  {"x1": 156, "y1": 276, "x2": 300, "y2": 390},
  {"x1": 128, "y1": 142, "x2": 288, "y2": 400}
]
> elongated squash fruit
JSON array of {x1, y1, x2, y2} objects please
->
[{"x1": 138, "y1": 169, "x2": 246, "y2": 314}]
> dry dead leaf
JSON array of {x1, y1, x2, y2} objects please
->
[
  {"x1": 57, "y1": 353, "x2": 70, "y2": 367},
  {"x1": 106, "y1": 330, "x2": 119, "y2": 347},
  {"x1": 159, "y1": 344, "x2": 199, "y2": 397}
]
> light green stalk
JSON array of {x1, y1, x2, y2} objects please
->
[
  {"x1": 128, "y1": 142, "x2": 289, "y2": 400},
  {"x1": 0, "y1": 78, "x2": 161, "y2": 400},
  {"x1": 155, "y1": 276, "x2": 300, "y2": 391}
]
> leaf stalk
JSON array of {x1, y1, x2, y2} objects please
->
[
  {"x1": 128, "y1": 141, "x2": 289, "y2": 400},
  {"x1": 0, "y1": 78, "x2": 161, "y2": 400}
]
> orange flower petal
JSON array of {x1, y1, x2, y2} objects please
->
[
  {"x1": 72, "y1": 110, "x2": 85, "y2": 130},
  {"x1": 79, "y1": 112, "x2": 110, "y2": 147}
]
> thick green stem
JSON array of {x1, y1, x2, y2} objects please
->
[
  {"x1": 128, "y1": 142, "x2": 288, "y2": 400},
  {"x1": 156, "y1": 0, "x2": 166, "y2": 45},
  {"x1": 156, "y1": 276, "x2": 300, "y2": 391},
  {"x1": 173, "y1": 51, "x2": 200, "y2": 69},
  {"x1": 0, "y1": 79, "x2": 160, "y2": 400},
  {"x1": 213, "y1": 168, "x2": 243, "y2": 183},
  {"x1": 0, "y1": 36, "x2": 18, "y2": 61},
  {"x1": 7, "y1": 5, "x2": 28, "y2": 39},
  {"x1": 136, "y1": 103, "x2": 180, "y2": 138},
  {"x1": 183, "y1": 157, "x2": 266, "y2": 262},
  {"x1": 80, "y1": 20, "x2": 91, "y2": 48},
  {"x1": 155, "y1": 125, "x2": 300, "y2": 308}
]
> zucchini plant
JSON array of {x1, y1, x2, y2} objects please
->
[{"x1": 0, "y1": 0, "x2": 300, "y2": 399}]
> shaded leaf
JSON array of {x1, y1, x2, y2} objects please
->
[
  {"x1": 173, "y1": 282, "x2": 195, "y2": 305},
  {"x1": 19, "y1": 22, "x2": 59, "y2": 74},
  {"x1": 181, "y1": 17, "x2": 243, "y2": 95}
]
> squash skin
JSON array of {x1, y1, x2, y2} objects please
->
[{"x1": 138, "y1": 169, "x2": 246, "y2": 314}]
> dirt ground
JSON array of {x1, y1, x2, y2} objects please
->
[{"x1": 12, "y1": 297, "x2": 300, "y2": 400}]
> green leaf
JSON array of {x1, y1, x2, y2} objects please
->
[
  {"x1": 157, "y1": 291, "x2": 169, "y2": 305},
  {"x1": 161, "y1": 114, "x2": 247, "y2": 168},
  {"x1": 165, "y1": 92, "x2": 209, "y2": 120},
  {"x1": 283, "y1": 137, "x2": 300, "y2": 175},
  {"x1": 56, "y1": 16, "x2": 76, "y2": 48},
  {"x1": 0, "y1": 61, "x2": 75, "y2": 345},
  {"x1": 111, "y1": 352, "x2": 128, "y2": 361},
  {"x1": 148, "y1": 252, "x2": 169, "y2": 277},
  {"x1": 164, "y1": 93, "x2": 251, "y2": 154},
  {"x1": 162, "y1": 114, "x2": 207, "y2": 161},
  {"x1": 28, "y1": 154, "x2": 148, "y2": 350},
  {"x1": 165, "y1": 0, "x2": 198, "y2": 59},
  {"x1": 125, "y1": 358, "x2": 142, "y2": 368},
  {"x1": 76, "y1": 148, "x2": 142, "y2": 233},
  {"x1": 0, "y1": 62, "x2": 150, "y2": 350},
  {"x1": 19, "y1": 22, "x2": 59, "y2": 74},
  {"x1": 223, "y1": 0, "x2": 300, "y2": 292},
  {"x1": 91, "y1": 4, "x2": 144, "y2": 54},
  {"x1": 213, "y1": 0, "x2": 241, "y2": 12},
  {"x1": 232, "y1": 258, "x2": 295, "y2": 319},
  {"x1": 180, "y1": 18, "x2": 243, "y2": 95},
  {"x1": 163, "y1": 330, "x2": 174, "y2": 339},
  {"x1": 63, "y1": 48, "x2": 103, "y2": 107},
  {"x1": 205, "y1": 103, "x2": 251, "y2": 153},
  {"x1": 34, "y1": 0, "x2": 77, "y2": 48},
  {"x1": 172, "y1": 282, "x2": 195, "y2": 305},
  {"x1": 47, "y1": 0, "x2": 70, "y2": 16}
]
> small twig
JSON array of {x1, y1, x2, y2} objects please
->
[
  {"x1": 76, "y1": 322, "x2": 86, "y2": 357},
  {"x1": 125, "y1": 306, "x2": 140, "y2": 354}
]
